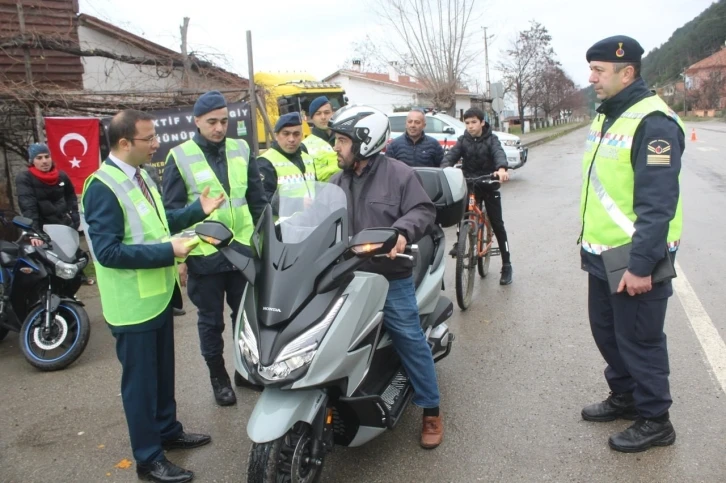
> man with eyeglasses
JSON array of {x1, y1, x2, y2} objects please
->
[
  {"x1": 163, "y1": 91, "x2": 268, "y2": 406},
  {"x1": 82, "y1": 109, "x2": 226, "y2": 482}
]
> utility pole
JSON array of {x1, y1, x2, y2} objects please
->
[
  {"x1": 483, "y1": 27, "x2": 491, "y2": 100},
  {"x1": 16, "y1": 0, "x2": 45, "y2": 143},
  {"x1": 180, "y1": 17, "x2": 191, "y2": 89},
  {"x1": 246, "y1": 31, "x2": 261, "y2": 156}
]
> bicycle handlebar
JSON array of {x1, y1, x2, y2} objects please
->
[{"x1": 464, "y1": 173, "x2": 500, "y2": 183}]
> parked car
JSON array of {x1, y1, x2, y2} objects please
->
[{"x1": 387, "y1": 112, "x2": 528, "y2": 169}]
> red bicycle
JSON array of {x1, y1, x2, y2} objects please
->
[{"x1": 454, "y1": 173, "x2": 499, "y2": 310}]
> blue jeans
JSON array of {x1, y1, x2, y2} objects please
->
[{"x1": 383, "y1": 276, "x2": 440, "y2": 408}]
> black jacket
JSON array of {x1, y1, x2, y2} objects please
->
[
  {"x1": 162, "y1": 133, "x2": 268, "y2": 275},
  {"x1": 386, "y1": 132, "x2": 444, "y2": 168},
  {"x1": 441, "y1": 123, "x2": 508, "y2": 179},
  {"x1": 329, "y1": 154, "x2": 436, "y2": 280},
  {"x1": 257, "y1": 143, "x2": 310, "y2": 201},
  {"x1": 580, "y1": 77, "x2": 685, "y2": 282},
  {"x1": 16, "y1": 169, "x2": 79, "y2": 231}
]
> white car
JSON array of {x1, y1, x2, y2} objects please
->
[{"x1": 387, "y1": 112, "x2": 528, "y2": 169}]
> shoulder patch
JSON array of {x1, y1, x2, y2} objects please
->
[{"x1": 646, "y1": 139, "x2": 671, "y2": 167}]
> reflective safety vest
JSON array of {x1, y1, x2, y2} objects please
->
[
  {"x1": 302, "y1": 133, "x2": 340, "y2": 182},
  {"x1": 262, "y1": 148, "x2": 316, "y2": 198},
  {"x1": 580, "y1": 95, "x2": 684, "y2": 255},
  {"x1": 169, "y1": 139, "x2": 254, "y2": 256},
  {"x1": 82, "y1": 163, "x2": 177, "y2": 326}
]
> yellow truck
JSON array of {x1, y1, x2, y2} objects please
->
[{"x1": 254, "y1": 72, "x2": 347, "y2": 147}]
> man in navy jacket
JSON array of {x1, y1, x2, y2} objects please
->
[
  {"x1": 83, "y1": 109, "x2": 225, "y2": 483},
  {"x1": 385, "y1": 110, "x2": 444, "y2": 168}
]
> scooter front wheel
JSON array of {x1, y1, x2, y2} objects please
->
[{"x1": 247, "y1": 422, "x2": 324, "y2": 483}]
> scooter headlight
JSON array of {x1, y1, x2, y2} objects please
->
[
  {"x1": 54, "y1": 260, "x2": 79, "y2": 280},
  {"x1": 258, "y1": 296, "x2": 346, "y2": 381},
  {"x1": 238, "y1": 311, "x2": 259, "y2": 366}
]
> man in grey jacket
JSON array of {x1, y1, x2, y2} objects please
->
[{"x1": 327, "y1": 105, "x2": 444, "y2": 449}]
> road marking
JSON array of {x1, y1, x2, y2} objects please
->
[
  {"x1": 696, "y1": 147, "x2": 718, "y2": 152},
  {"x1": 673, "y1": 260, "x2": 726, "y2": 394}
]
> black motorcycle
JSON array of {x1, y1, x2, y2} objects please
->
[{"x1": 0, "y1": 216, "x2": 91, "y2": 371}]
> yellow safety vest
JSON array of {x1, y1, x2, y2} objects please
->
[
  {"x1": 302, "y1": 133, "x2": 340, "y2": 182},
  {"x1": 580, "y1": 95, "x2": 684, "y2": 254},
  {"x1": 82, "y1": 163, "x2": 177, "y2": 326},
  {"x1": 261, "y1": 147, "x2": 316, "y2": 198},
  {"x1": 168, "y1": 138, "x2": 254, "y2": 256}
]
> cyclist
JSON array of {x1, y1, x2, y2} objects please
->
[{"x1": 442, "y1": 107, "x2": 513, "y2": 285}]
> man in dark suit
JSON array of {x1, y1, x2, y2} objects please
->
[{"x1": 82, "y1": 109, "x2": 225, "y2": 483}]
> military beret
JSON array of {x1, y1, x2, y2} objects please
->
[
  {"x1": 194, "y1": 90, "x2": 227, "y2": 117},
  {"x1": 309, "y1": 96, "x2": 331, "y2": 117},
  {"x1": 274, "y1": 112, "x2": 302, "y2": 133},
  {"x1": 586, "y1": 35, "x2": 644, "y2": 63}
]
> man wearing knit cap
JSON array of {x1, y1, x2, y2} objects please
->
[
  {"x1": 302, "y1": 96, "x2": 340, "y2": 181},
  {"x1": 163, "y1": 90, "x2": 268, "y2": 406},
  {"x1": 578, "y1": 35, "x2": 685, "y2": 453},
  {"x1": 257, "y1": 112, "x2": 316, "y2": 201}
]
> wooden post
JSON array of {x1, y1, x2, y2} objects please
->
[
  {"x1": 246, "y1": 31, "x2": 260, "y2": 156},
  {"x1": 256, "y1": 92, "x2": 275, "y2": 146},
  {"x1": 180, "y1": 17, "x2": 191, "y2": 89},
  {"x1": 16, "y1": 0, "x2": 45, "y2": 143}
]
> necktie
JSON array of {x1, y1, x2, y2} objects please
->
[{"x1": 134, "y1": 168, "x2": 155, "y2": 207}]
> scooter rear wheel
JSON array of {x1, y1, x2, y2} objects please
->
[{"x1": 247, "y1": 422, "x2": 324, "y2": 483}]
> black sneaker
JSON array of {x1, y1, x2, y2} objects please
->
[
  {"x1": 500, "y1": 263, "x2": 513, "y2": 285},
  {"x1": 581, "y1": 392, "x2": 638, "y2": 422},
  {"x1": 211, "y1": 377, "x2": 236, "y2": 406},
  {"x1": 609, "y1": 418, "x2": 676, "y2": 453}
]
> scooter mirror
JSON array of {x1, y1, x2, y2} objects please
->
[
  {"x1": 195, "y1": 221, "x2": 233, "y2": 248},
  {"x1": 349, "y1": 228, "x2": 398, "y2": 257}
]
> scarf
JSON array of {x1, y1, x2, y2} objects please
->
[{"x1": 29, "y1": 166, "x2": 60, "y2": 185}]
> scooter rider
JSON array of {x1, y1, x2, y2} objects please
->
[{"x1": 327, "y1": 105, "x2": 444, "y2": 449}]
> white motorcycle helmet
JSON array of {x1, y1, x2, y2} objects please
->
[{"x1": 328, "y1": 104, "x2": 391, "y2": 161}]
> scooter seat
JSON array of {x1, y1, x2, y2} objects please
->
[
  {"x1": 413, "y1": 235, "x2": 435, "y2": 289},
  {"x1": 0, "y1": 240, "x2": 18, "y2": 257}
]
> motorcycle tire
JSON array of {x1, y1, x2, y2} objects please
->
[
  {"x1": 19, "y1": 302, "x2": 91, "y2": 371},
  {"x1": 247, "y1": 422, "x2": 324, "y2": 483},
  {"x1": 0, "y1": 327, "x2": 8, "y2": 341}
]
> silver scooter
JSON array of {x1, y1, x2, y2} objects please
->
[{"x1": 195, "y1": 168, "x2": 466, "y2": 483}]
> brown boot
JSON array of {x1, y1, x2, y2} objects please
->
[{"x1": 420, "y1": 414, "x2": 443, "y2": 449}]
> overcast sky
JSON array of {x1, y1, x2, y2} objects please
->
[{"x1": 79, "y1": 0, "x2": 716, "y2": 91}]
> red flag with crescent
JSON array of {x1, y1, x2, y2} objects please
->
[{"x1": 44, "y1": 117, "x2": 101, "y2": 195}]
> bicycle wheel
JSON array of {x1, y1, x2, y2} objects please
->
[
  {"x1": 455, "y1": 222, "x2": 476, "y2": 310},
  {"x1": 477, "y1": 215, "x2": 493, "y2": 278}
]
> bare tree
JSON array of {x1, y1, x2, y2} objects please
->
[
  {"x1": 497, "y1": 21, "x2": 554, "y2": 129},
  {"x1": 537, "y1": 60, "x2": 578, "y2": 122},
  {"x1": 378, "y1": 0, "x2": 479, "y2": 115}
]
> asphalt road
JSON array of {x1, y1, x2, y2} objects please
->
[{"x1": 1, "y1": 121, "x2": 725, "y2": 482}]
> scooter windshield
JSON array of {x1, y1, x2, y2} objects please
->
[
  {"x1": 273, "y1": 182, "x2": 347, "y2": 244},
  {"x1": 42, "y1": 224, "x2": 80, "y2": 260}
]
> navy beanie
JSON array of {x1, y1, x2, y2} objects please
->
[
  {"x1": 193, "y1": 90, "x2": 227, "y2": 117},
  {"x1": 274, "y1": 112, "x2": 302, "y2": 133},
  {"x1": 308, "y1": 96, "x2": 330, "y2": 117},
  {"x1": 28, "y1": 143, "x2": 50, "y2": 163}
]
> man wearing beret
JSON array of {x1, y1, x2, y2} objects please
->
[
  {"x1": 257, "y1": 112, "x2": 317, "y2": 201},
  {"x1": 163, "y1": 91, "x2": 268, "y2": 405},
  {"x1": 302, "y1": 96, "x2": 340, "y2": 181},
  {"x1": 579, "y1": 35, "x2": 685, "y2": 453}
]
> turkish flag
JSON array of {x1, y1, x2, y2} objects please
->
[{"x1": 45, "y1": 117, "x2": 101, "y2": 194}]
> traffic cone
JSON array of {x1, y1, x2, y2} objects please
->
[{"x1": 691, "y1": 128, "x2": 697, "y2": 142}]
